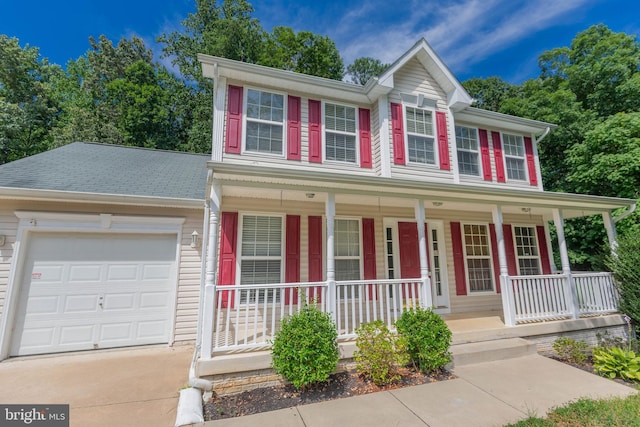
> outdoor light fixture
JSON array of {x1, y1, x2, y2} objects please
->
[
  {"x1": 191, "y1": 230, "x2": 200, "y2": 248},
  {"x1": 521, "y1": 207, "x2": 532, "y2": 213},
  {"x1": 305, "y1": 193, "x2": 316, "y2": 199},
  {"x1": 432, "y1": 201, "x2": 443, "y2": 207}
]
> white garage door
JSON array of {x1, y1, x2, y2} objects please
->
[{"x1": 10, "y1": 233, "x2": 178, "y2": 356}]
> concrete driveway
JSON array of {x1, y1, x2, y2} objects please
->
[{"x1": 0, "y1": 344, "x2": 193, "y2": 427}]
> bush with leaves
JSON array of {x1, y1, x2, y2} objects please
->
[
  {"x1": 271, "y1": 303, "x2": 338, "y2": 389},
  {"x1": 395, "y1": 308, "x2": 451, "y2": 373},
  {"x1": 552, "y1": 337, "x2": 589, "y2": 365},
  {"x1": 592, "y1": 346, "x2": 640, "y2": 382},
  {"x1": 354, "y1": 321, "x2": 409, "y2": 386},
  {"x1": 606, "y1": 233, "x2": 640, "y2": 325}
]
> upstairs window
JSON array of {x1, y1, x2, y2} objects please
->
[
  {"x1": 456, "y1": 126, "x2": 480, "y2": 176},
  {"x1": 502, "y1": 133, "x2": 526, "y2": 181},
  {"x1": 514, "y1": 226, "x2": 541, "y2": 275},
  {"x1": 406, "y1": 107, "x2": 436, "y2": 164},
  {"x1": 325, "y1": 103, "x2": 357, "y2": 163},
  {"x1": 245, "y1": 89, "x2": 285, "y2": 155}
]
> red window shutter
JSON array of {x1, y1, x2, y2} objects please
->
[
  {"x1": 362, "y1": 218, "x2": 377, "y2": 300},
  {"x1": 308, "y1": 216, "x2": 323, "y2": 302},
  {"x1": 359, "y1": 108, "x2": 372, "y2": 168},
  {"x1": 391, "y1": 103, "x2": 406, "y2": 165},
  {"x1": 479, "y1": 129, "x2": 492, "y2": 181},
  {"x1": 503, "y1": 224, "x2": 518, "y2": 276},
  {"x1": 285, "y1": 215, "x2": 301, "y2": 305},
  {"x1": 492, "y1": 131, "x2": 506, "y2": 183},
  {"x1": 287, "y1": 96, "x2": 301, "y2": 160},
  {"x1": 218, "y1": 212, "x2": 238, "y2": 308},
  {"x1": 536, "y1": 226, "x2": 552, "y2": 274},
  {"x1": 308, "y1": 100, "x2": 322, "y2": 163},
  {"x1": 488, "y1": 224, "x2": 501, "y2": 293},
  {"x1": 524, "y1": 137, "x2": 538, "y2": 186},
  {"x1": 225, "y1": 86, "x2": 243, "y2": 154},
  {"x1": 436, "y1": 111, "x2": 450, "y2": 170},
  {"x1": 450, "y1": 222, "x2": 467, "y2": 296}
]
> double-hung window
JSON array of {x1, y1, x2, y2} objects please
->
[
  {"x1": 502, "y1": 133, "x2": 527, "y2": 181},
  {"x1": 406, "y1": 106, "x2": 436, "y2": 164},
  {"x1": 456, "y1": 126, "x2": 480, "y2": 176},
  {"x1": 513, "y1": 226, "x2": 541, "y2": 275},
  {"x1": 335, "y1": 218, "x2": 361, "y2": 298},
  {"x1": 239, "y1": 215, "x2": 283, "y2": 301},
  {"x1": 324, "y1": 103, "x2": 357, "y2": 163},
  {"x1": 463, "y1": 224, "x2": 494, "y2": 292},
  {"x1": 245, "y1": 89, "x2": 285, "y2": 155}
]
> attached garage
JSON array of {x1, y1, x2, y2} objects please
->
[{"x1": 10, "y1": 233, "x2": 178, "y2": 356}]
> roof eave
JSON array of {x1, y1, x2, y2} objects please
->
[
  {"x1": 455, "y1": 107, "x2": 557, "y2": 134},
  {"x1": 0, "y1": 187, "x2": 204, "y2": 209}
]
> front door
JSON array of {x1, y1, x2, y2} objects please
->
[{"x1": 385, "y1": 220, "x2": 450, "y2": 313}]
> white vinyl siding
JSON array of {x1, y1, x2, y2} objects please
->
[
  {"x1": 324, "y1": 103, "x2": 357, "y2": 164},
  {"x1": 334, "y1": 218, "x2": 361, "y2": 281},
  {"x1": 245, "y1": 89, "x2": 284, "y2": 155},
  {"x1": 502, "y1": 133, "x2": 527, "y2": 181},
  {"x1": 456, "y1": 126, "x2": 480, "y2": 176},
  {"x1": 514, "y1": 226, "x2": 541, "y2": 275},
  {"x1": 239, "y1": 215, "x2": 283, "y2": 285},
  {"x1": 405, "y1": 106, "x2": 436, "y2": 165},
  {"x1": 463, "y1": 224, "x2": 494, "y2": 293}
]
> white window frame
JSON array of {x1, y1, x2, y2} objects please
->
[
  {"x1": 242, "y1": 87, "x2": 287, "y2": 157},
  {"x1": 501, "y1": 132, "x2": 528, "y2": 182},
  {"x1": 512, "y1": 224, "x2": 542, "y2": 276},
  {"x1": 455, "y1": 125, "x2": 481, "y2": 177},
  {"x1": 322, "y1": 100, "x2": 360, "y2": 165},
  {"x1": 236, "y1": 213, "x2": 285, "y2": 287},
  {"x1": 461, "y1": 222, "x2": 495, "y2": 294},
  {"x1": 403, "y1": 104, "x2": 438, "y2": 167},
  {"x1": 334, "y1": 217, "x2": 363, "y2": 282}
]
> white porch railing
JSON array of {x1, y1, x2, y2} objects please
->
[
  {"x1": 209, "y1": 278, "x2": 426, "y2": 351},
  {"x1": 505, "y1": 272, "x2": 618, "y2": 324}
]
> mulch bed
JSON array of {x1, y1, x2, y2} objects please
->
[
  {"x1": 203, "y1": 367, "x2": 454, "y2": 421},
  {"x1": 548, "y1": 355, "x2": 638, "y2": 389}
]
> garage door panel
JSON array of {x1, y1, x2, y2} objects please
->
[{"x1": 11, "y1": 232, "x2": 177, "y2": 356}]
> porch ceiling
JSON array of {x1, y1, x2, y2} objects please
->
[{"x1": 211, "y1": 163, "x2": 635, "y2": 221}]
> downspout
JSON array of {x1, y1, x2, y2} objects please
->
[
  {"x1": 188, "y1": 168, "x2": 214, "y2": 392},
  {"x1": 614, "y1": 202, "x2": 637, "y2": 223},
  {"x1": 534, "y1": 126, "x2": 551, "y2": 145}
]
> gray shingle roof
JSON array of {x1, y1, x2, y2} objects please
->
[{"x1": 0, "y1": 142, "x2": 209, "y2": 201}]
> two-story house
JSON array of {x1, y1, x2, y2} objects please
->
[
  {"x1": 193, "y1": 39, "x2": 634, "y2": 381},
  {"x1": 0, "y1": 39, "x2": 633, "y2": 388}
]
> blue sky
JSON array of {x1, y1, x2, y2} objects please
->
[{"x1": 2, "y1": 0, "x2": 639, "y2": 84}]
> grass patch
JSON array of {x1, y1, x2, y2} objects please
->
[{"x1": 506, "y1": 393, "x2": 640, "y2": 426}]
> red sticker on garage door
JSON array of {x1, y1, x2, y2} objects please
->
[{"x1": 32, "y1": 273, "x2": 42, "y2": 279}]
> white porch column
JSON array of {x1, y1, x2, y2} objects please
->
[
  {"x1": 325, "y1": 193, "x2": 337, "y2": 319},
  {"x1": 492, "y1": 206, "x2": 516, "y2": 326},
  {"x1": 553, "y1": 208, "x2": 580, "y2": 319},
  {"x1": 602, "y1": 211, "x2": 618, "y2": 256},
  {"x1": 201, "y1": 183, "x2": 222, "y2": 360},
  {"x1": 414, "y1": 200, "x2": 433, "y2": 308}
]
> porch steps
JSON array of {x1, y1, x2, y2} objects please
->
[{"x1": 450, "y1": 337, "x2": 537, "y2": 367}]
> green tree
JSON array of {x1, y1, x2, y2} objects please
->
[
  {"x1": 260, "y1": 26, "x2": 344, "y2": 80},
  {"x1": 462, "y1": 76, "x2": 517, "y2": 112},
  {"x1": 0, "y1": 35, "x2": 59, "y2": 164},
  {"x1": 346, "y1": 57, "x2": 388, "y2": 85}
]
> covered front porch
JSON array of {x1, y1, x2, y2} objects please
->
[{"x1": 198, "y1": 163, "x2": 635, "y2": 360}]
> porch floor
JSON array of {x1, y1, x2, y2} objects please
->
[{"x1": 197, "y1": 312, "x2": 626, "y2": 378}]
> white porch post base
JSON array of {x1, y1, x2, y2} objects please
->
[{"x1": 201, "y1": 285, "x2": 216, "y2": 360}]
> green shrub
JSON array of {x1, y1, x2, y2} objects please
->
[
  {"x1": 552, "y1": 337, "x2": 589, "y2": 365},
  {"x1": 395, "y1": 307, "x2": 451, "y2": 373},
  {"x1": 271, "y1": 303, "x2": 339, "y2": 389},
  {"x1": 354, "y1": 321, "x2": 409, "y2": 386},
  {"x1": 592, "y1": 346, "x2": 640, "y2": 382},
  {"x1": 606, "y1": 234, "x2": 640, "y2": 325}
]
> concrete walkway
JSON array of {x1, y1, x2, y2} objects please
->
[
  {"x1": 0, "y1": 345, "x2": 193, "y2": 427},
  {"x1": 194, "y1": 354, "x2": 637, "y2": 427}
]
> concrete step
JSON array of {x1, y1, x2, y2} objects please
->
[{"x1": 450, "y1": 337, "x2": 537, "y2": 367}]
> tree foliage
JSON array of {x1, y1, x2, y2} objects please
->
[
  {"x1": 346, "y1": 57, "x2": 388, "y2": 85},
  {"x1": 463, "y1": 76, "x2": 518, "y2": 112}
]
